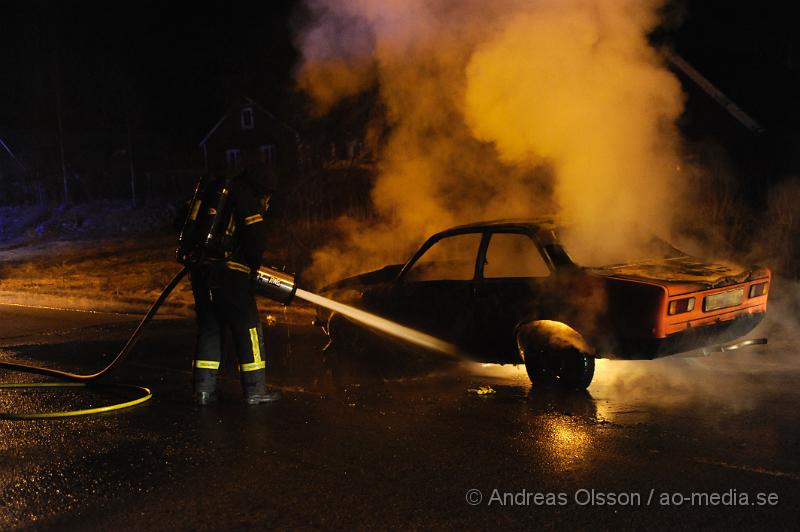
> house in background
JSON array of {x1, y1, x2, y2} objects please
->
[{"x1": 198, "y1": 97, "x2": 302, "y2": 189}]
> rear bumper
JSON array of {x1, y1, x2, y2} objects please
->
[{"x1": 609, "y1": 311, "x2": 766, "y2": 360}]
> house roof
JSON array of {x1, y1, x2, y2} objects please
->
[{"x1": 198, "y1": 96, "x2": 299, "y2": 147}]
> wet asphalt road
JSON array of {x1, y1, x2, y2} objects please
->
[{"x1": 0, "y1": 303, "x2": 799, "y2": 531}]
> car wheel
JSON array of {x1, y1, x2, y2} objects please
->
[
  {"x1": 556, "y1": 349, "x2": 595, "y2": 390},
  {"x1": 521, "y1": 345, "x2": 556, "y2": 388}
]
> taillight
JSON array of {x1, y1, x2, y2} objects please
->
[
  {"x1": 668, "y1": 297, "x2": 695, "y2": 315},
  {"x1": 749, "y1": 282, "x2": 768, "y2": 298}
]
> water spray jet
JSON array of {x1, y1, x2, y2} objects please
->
[
  {"x1": 253, "y1": 266, "x2": 457, "y2": 358},
  {"x1": 294, "y1": 288, "x2": 458, "y2": 358}
]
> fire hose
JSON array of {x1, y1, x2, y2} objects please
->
[
  {"x1": 0, "y1": 265, "x2": 297, "y2": 420},
  {"x1": 0, "y1": 267, "x2": 188, "y2": 419}
]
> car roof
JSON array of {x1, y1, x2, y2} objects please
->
[{"x1": 434, "y1": 217, "x2": 559, "y2": 237}]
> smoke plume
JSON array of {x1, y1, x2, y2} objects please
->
[{"x1": 295, "y1": 0, "x2": 686, "y2": 284}]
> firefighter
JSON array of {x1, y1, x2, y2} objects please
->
[{"x1": 189, "y1": 163, "x2": 281, "y2": 405}]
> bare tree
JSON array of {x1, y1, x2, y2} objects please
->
[{"x1": 53, "y1": 43, "x2": 69, "y2": 205}]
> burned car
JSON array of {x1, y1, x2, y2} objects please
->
[{"x1": 316, "y1": 220, "x2": 770, "y2": 389}]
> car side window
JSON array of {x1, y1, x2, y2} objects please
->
[
  {"x1": 483, "y1": 232, "x2": 550, "y2": 278},
  {"x1": 404, "y1": 233, "x2": 482, "y2": 282}
]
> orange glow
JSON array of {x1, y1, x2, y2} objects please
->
[
  {"x1": 296, "y1": 0, "x2": 687, "y2": 285},
  {"x1": 535, "y1": 415, "x2": 593, "y2": 470},
  {"x1": 463, "y1": 1, "x2": 685, "y2": 266}
]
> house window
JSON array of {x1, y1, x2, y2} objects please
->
[
  {"x1": 241, "y1": 107, "x2": 254, "y2": 130},
  {"x1": 226, "y1": 148, "x2": 241, "y2": 170},
  {"x1": 259, "y1": 144, "x2": 276, "y2": 165}
]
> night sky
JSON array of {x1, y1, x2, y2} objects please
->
[
  {"x1": 665, "y1": 2, "x2": 799, "y2": 148},
  {"x1": 0, "y1": 1, "x2": 797, "y2": 175},
  {"x1": 0, "y1": 1, "x2": 300, "y2": 150}
]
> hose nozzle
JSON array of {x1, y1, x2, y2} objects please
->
[{"x1": 253, "y1": 266, "x2": 297, "y2": 305}]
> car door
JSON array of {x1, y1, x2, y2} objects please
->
[
  {"x1": 471, "y1": 230, "x2": 553, "y2": 360},
  {"x1": 365, "y1": 231, "x2": 483, "y2": 345}
]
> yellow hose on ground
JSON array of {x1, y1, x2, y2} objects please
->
[
  {"x1": 0, "y1": 268, "x2": 187, "y2": 419},
  {"x1": 0, "y1": 382, "x2": 152, "y2": 419}
]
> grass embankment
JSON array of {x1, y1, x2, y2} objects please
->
[
  {"x1": 0, "y1": 202, "x2": 321, "y2": 324},
  {"x1": 0, "y1": 234, "x2": 194, "y2": 315}
]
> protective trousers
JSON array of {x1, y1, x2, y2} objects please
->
[{"x1": 190, "y1": 265, "x2": 268, "y2": 398}]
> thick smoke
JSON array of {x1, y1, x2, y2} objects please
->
[{"x1": 296, "y1": 0, "x2": 686, "y2": 284}]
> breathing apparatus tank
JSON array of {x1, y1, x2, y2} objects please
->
[
  {"x1": 176, "y1": 175, "x2": 234, "y2": 266},
  {"x1": 176, "y1": 174, "x2": 298, "y2": 305},
  {"x1": 175, "y1": 176, "x2": 205, "y2": 265}
]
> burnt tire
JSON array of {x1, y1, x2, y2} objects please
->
[
  {"x1": 556, "y1": 349, "x2": 595, "y2": 390},
  {"x1": 522, "y1": 346, "x2": 557, "y2": 388}
]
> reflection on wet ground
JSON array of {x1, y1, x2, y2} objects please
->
[{"x1": 0, "y1": 306, "x2": 798, "y2": 529}]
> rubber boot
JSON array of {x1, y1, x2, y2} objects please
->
[
  {"x1": 194, "y1": 368, "x2": 219, "y2": 405},
  {"x1": 242, "y1": 369, "x2": 281, "y2": 405}
]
